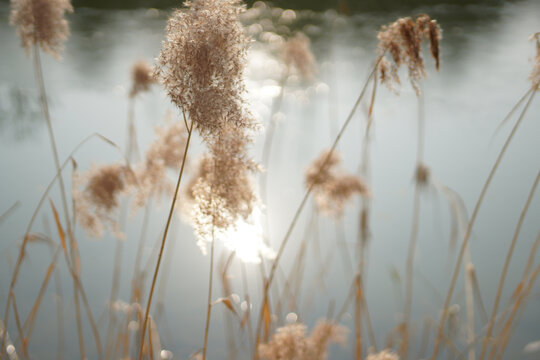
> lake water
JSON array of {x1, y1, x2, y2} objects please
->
[{"x1": 0, "y1": 0, "x2": 539, "y2": 359}]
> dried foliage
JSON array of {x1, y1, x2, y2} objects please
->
[
  {"x1": 258, "y1": 320, "x2": 347, "y2": 360},
  {"x1": 10, "y1": 0, "x2": 73, "y2": 58},
  {"x1": 306, "y1": 150, "x2": 370, "y2": 217},
  {"x1": 154, "y1": 0, "x2": 256, "y2": 138},
  {"x1": 377, "y1": 14, "x2": 441, "y2": 95},
  {"x1": 130, "y1": 60, "x2": 155, "y2": 98},
  {"x1": 282, "y1": 32, "x2": 316, "y2": 79},
  {"x1": 73, "y1": 163, "x2": 135, "y2": 238}
]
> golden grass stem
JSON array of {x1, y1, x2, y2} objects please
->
[
  {"x1": 479, "y1": 169, "x2": 540, "y2": 360},
  {"x1": 138, "y1": 119, "x2": 193, "y2": 360},
  {"x1": 0, "y1": 202, "x2": 20, "y2": 227},
  {"x1": 241, "y1": 261, "x2": 255, "y2": 354},
  {"x1": 430, "y1": 85, "x2": 537, "y2": 360},
  {"x1": 10, "y1": 292, "x2": 27, "y2": 360},
  {"x1": 202, "y1": 225, "x2": 217, "y2": 360}
]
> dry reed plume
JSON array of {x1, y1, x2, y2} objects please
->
[
  {"x1": 130, "y1": 60, "x2": 155, "y2": 98},
  {"x1": 306, "y1": 150, "x2": 370, "y2": 217},
  {"x1": 258, "y1": 319, "x2": 347, "y2": 360},
  {"x1": 282, "y1": 32, "x2": 316, "y2": 80},
  {"x1": 186, "y1": 126, "x2": 259, "y2": 254},
  {"x1": 377, "y1": 14, "x2": 441, "y2": 95},
  {"x1": 10, "y1": 0, "x2": 73, "y2": 59},
  {"x1": 134, "y1": 119, "x2": 188, "y2": 208},
  {"x1": 73, "y1": 163, "x2": 135, "y2": 238},
  {"x1": 154, "y1": 0, "x2": 256, "y2": 138}
]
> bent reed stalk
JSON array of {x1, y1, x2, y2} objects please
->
[
  {"x1": 138, "y1": 119, "x2": 193, "y2": 360},
  {"x1": 430, "y1": 84, "x2": 538, "y2": 360},
  {"x1": 253, "y1": 56, "x2": 383, "y2": 358}
]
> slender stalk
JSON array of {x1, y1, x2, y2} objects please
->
[
  {"x1": 138, "y1": 120, "x2": 193, "y2": 360},
  {"x1": 241, "y1": 262, "x2": 255, "y2": 355},
  {"x1": 402, "y1": 92, "x2": 425, "y2": 360},
  {"x1": 430, "y1": 86, "x2": 537, "y2": 360},
  {"x1": 202, "y1": 225, "x2": 217, "y2": 360},
  {"x1": 479, "y1": 170, "x2": 540, "y2": 360},
  {"x1": 253, "y1": 57, "x2": 382, "y2": 358}
]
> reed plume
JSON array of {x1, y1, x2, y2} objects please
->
[
  {"x1": 258, "y1": 319, "x2": 347, "y2": 360},
  {"x1": 186, "y1": 126, "x2": 259, "y2": 254},
  {"x1": 282, "y1": 32, "x2": 316, "y2": 80},
  {"x1": 141, "y1": 1, "x2": 256, "y2": 358},
  {"x1": 377, "y1": 14, "x2": 441, "y2": 95},
  {"x1": 130, "y1": 60, "x2": 155, "y2": 98},
  {"x1": 73, "y1": 163, "x2": 135, "y2": 238},
  {"x1": 133, "y1": 119, "x2": 188, "y2": 208},
  {"x1": 306, "y1": 150, "x2": 370, "y2": 217},
  {"x1": 10, "y1": 0, "x2": 73, "y2": 59},
  {"x1": 154, "y1": 0, "x2": 256, "y2": 139}
]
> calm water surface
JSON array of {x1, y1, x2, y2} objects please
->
[{"x1": 0, "y1": 1, "x2": 540, "y2": 359}]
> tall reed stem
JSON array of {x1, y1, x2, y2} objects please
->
[
  {"x1": 430, "y1": 85, "x2": 537, "y2": 360},
  {"x1": 138, "y1": 119, "x2": 193, "y2": 360}
]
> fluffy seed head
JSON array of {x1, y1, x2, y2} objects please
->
[
  {"x1": 73, "y1": 163, "x2": 134, "y2": 238},
  {"x1": 305, "y1": 149, "x2": 341, "y2": 188},
  {"x1": 282, "y1": 32, "x2": 316, "y2": 79},
  {"x1": 130, "y1": 60, "x2": 155, "y2": 98},
  {"x1": 133, "y1": 120, "x2": 188, "y2": 208},
  {"x1": 377, "y1": 14, "x2": 441, "y2": 95},
  {"x1": 258, "y1": 319, "x2": 347, "y2": 360},
  {"x1": 306, "y1": 150, "x2": 370, "y2": 217},
  {"x1": 10, "y1": 0, "x2": 73, "y2": 59},
  {"x1": 154, "y1": 0, "x2": 256, "y2": 138},
  {"x1": 186, "y1": 126, "x2": 259, "y2": 254}
]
